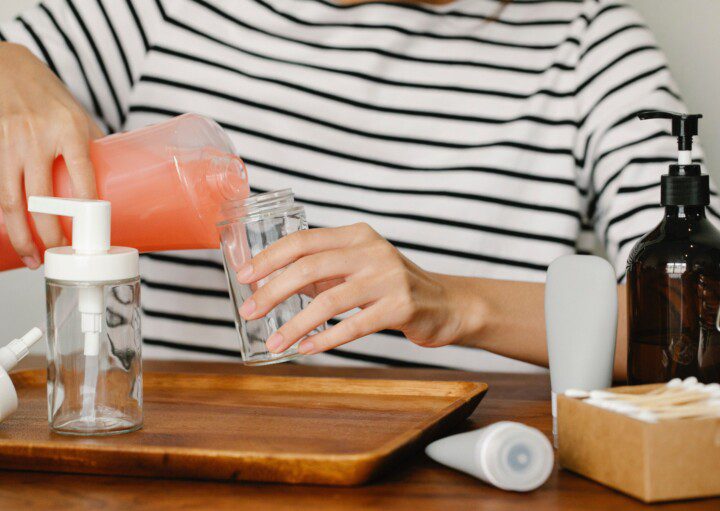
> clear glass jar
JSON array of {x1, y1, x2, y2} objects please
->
[
  {"x1": 218, "y1": 189, "x2": 326, "y2": 365},
  {"x1": 46, "y1": 278, "x2": 142, "y2": 435}
]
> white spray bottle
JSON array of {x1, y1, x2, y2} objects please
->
[{"x1": 0, "y1": 328, "x2": 43, "y2": 423}]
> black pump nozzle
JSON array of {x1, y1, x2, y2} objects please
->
[
  {"x1": 638, "y1": 110, "x2": 702, "y2": 151},
  {"x1": 637, "y1": 110, "x2": 708, "y2": 207}
]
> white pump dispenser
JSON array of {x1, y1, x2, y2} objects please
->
[
  {"x1": 0, "y1": 327, "x2": 43, "y2": 423},
  {"x1": 28, "y1": 197, "x2": 139, "y2": 356}
]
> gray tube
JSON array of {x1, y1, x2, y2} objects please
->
[{"x1": 545, "y1": 255, "x2": 617, "y2": 446}]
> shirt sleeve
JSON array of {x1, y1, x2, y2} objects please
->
[
  {"x1": 0, "y1": 0, "x2": 166, "y2": 133},
  {"x1": 572, "y1": 0, "x2": 720, "y2": 279}
]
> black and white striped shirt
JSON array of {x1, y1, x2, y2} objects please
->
[{"x1": 3, "y1": 0, "x2": 716, "y2": 371}]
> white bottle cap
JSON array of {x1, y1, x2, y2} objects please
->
[
  {"x1": 478, "y1": 422, "x2": 554, "y2": 492},
  {"x1": 27, "y1": 197, "x2": 138, "y2": 282},
  {"x1": 425, "y1": 421, "x2": 554, "y2": 492},
  {"x1": 0, "y1": 327, "x2": 44, "y2": 423}
]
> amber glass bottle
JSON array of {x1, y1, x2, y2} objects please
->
[{"x1": 626, "y1": 111, "x2": 720, "y2": 384}]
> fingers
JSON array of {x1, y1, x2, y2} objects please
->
[
  {"x1": 238, "y1": 247, "x2": 360, "y2": 320},
  {"x1": 88, "y1": 118, "x2": 104, "y2": 140},
  {"x1": 0, "y1": 163, "x2": 39, "y2": 267},
  {"x1": 296, "y1": 303, "x2": 390, "y2": 355},
  {"x1": 236, "y1": 223, "x2": 379, "y2": 283},
  {"x1": 264, "y1": 282, "x2": 375, "y2": 354},
  {"x1": 60, "y1": 128, "x2": 97, "y2": 199}
]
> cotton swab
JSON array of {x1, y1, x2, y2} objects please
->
[{"x1": 565, "y1": 378, "x2": 720, "y2": 422}]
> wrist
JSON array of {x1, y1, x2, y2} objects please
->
[{"x1": 433, "y1": 273, "x2": 492, "y2": 345}]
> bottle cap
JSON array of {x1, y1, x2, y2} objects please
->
[{"x1": 478, "y1": 422, "x2": 554, "y2": 492}]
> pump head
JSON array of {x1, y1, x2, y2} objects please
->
[
  {"x1": 637, "y1": 111, "x2": 708, "y2": 207},
  {"x1": 28, "y1": 197, "x2": 110, "y2": 254},
  {"x1": 638, "y1": 110, "x2": 702, "y2": 152}
]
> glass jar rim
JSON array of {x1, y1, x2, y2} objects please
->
[
  {"x1": 217, "y1": 189, "x2": 302, "y2": 226},
  {"x1": 223, "y1": 188, "x2": 293, "y2": 210}
]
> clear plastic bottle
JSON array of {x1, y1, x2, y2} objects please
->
[{"x1": 0, "y1": 114, "x2": 249, "y2": 270}]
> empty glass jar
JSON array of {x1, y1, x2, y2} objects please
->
[
  {"x1": 218, "y1": 189, "x2": 325, "y2": 365},
  {"x1": 46, "y1": 278, "x2": 142, "y2": 435}
]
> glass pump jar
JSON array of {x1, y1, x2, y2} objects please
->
[
  {"x1": 29, "y1": 196, "x2": 142, "y2": 436},
  {"x1": 46, "y1": 278, "x2": 142, "y2": 435},
  {"x1": 217, "y1": 189, "x2": 326, "y2": 365}
]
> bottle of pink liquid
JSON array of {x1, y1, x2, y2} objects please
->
[{"x1": 0, "y1": 114, "x2": 249, "y2": 271}]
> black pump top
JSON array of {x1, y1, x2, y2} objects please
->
[
  {"x1": 638, "y1": 110, "x2": 702, "y2": 151},
  {"x1": 638, "y1": 110, "x2": 708, "y2": 207}
]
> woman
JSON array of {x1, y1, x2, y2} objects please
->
[{"x1": 0, "y1": 0, "x2": 709, "y2": 375}]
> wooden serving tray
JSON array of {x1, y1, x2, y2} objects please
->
[{"x1": 0, "y1": 370, "x2": 486, "y2": 485}]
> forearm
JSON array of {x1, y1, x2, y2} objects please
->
[{"x1": 441, "y1": 274, "x2": 628, "y2": 380}]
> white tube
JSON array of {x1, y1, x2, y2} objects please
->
[
  {"x1": 425, "y1": 422, "x2": 554, "y2": 492},
  {"x1": 79, "y1": 286, "x2": 103, "y2": 356},
  {"x1": 81, "y1": 354, "x2": 99, "y2": 424},
  {"x1": 545, "y1": 255, "x2": 617, "y2": 446}
]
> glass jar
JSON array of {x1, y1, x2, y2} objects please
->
[
  {"x1": 217, "y1": 189, "x2": 326, "y2": 365},
  {"x1": 46, "y1": 278, "x2": 142, "y2": 435}
]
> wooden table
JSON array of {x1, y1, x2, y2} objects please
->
[{"x1": 0, "y1": 360, "x2": 717, "y2": 511}]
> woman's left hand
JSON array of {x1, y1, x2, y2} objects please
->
[{"x1": 235, "y1": 222, "x2": 470, "y2": 355}]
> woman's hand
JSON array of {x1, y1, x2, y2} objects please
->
[
  {"x1": 0, "y1": 42, "x2": 103, "y2": 268},
  {"x1": 235, "y1": 222, "x2": 476, "y2": 355}
]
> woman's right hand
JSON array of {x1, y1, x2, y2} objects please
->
[{"x1": 0, "y1": 42, "x2": 103, "y2": 268}]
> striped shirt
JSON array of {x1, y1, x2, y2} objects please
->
[{"x1": 3, "y1": 0, "x2": 716, "y2": 371}]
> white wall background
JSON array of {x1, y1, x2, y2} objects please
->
[{"x1": 1, "y1": 0, "x2": 719, "y2": 348}]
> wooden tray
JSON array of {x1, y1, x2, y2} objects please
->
[{"x1": 0, "y1": 370, "x2": 486, "y2": 485}]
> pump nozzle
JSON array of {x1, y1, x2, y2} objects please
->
[
  {"x1": 637, "y1": 110, "x2": 709, "y2": 207},
  {"x1": 28, "y1": 197, "x2": 110, "y2": 253},
  {"x1": 638, "y1": 110, "x2": 702, "y2": 161},
  {"x1": 0, "y1": 327, "x2": 43, "y2": 372},
  {"x1": 28, "y1": 197, "x2": 112, "y2": 356}
]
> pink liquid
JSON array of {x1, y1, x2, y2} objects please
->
[{"x1": 0, "y1": 115, "x2": 248, "y2": 271}]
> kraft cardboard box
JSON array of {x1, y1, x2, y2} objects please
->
[{"x1": 557, "y1": 384, "x2": 720, "y2": 503}]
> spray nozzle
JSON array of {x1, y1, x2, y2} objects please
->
[
  {"x1": 28, "y1": 197, "x2": 112, "y2": 356},
  {"x1": 638, "y1": 110, "x2": 702, "y2": 152},
  {"x1": 0, "y1": 327, "x2": 43, "y2": 372}
]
